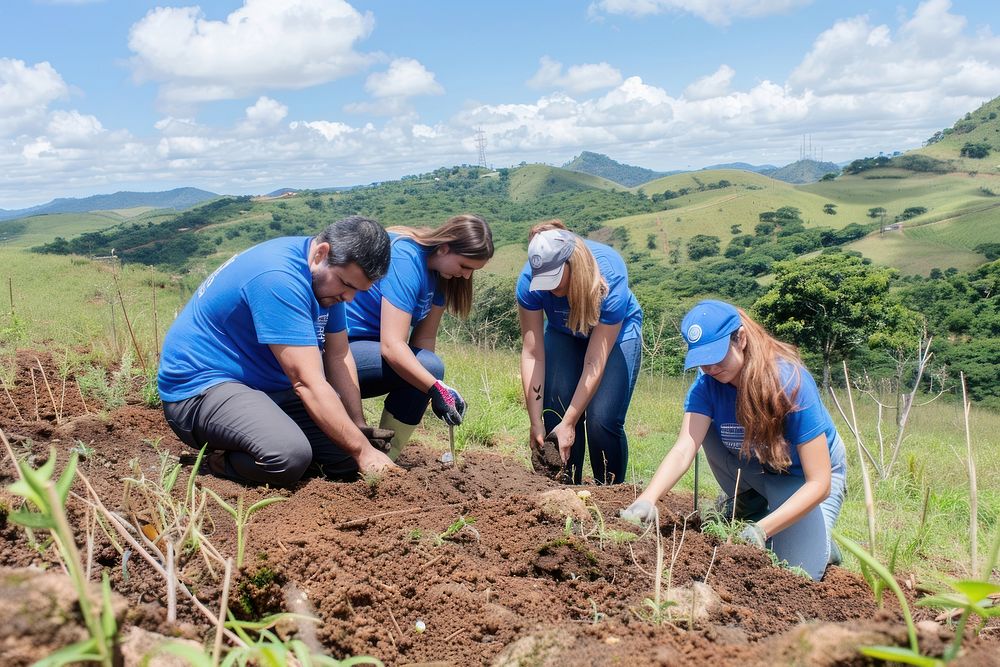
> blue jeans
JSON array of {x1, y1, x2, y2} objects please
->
[
  {"x1": 701, "y1": 427, "x2": 848, "y2": 580},
  {"x1": 542, "y1": 329, "x2": 642, "y2": 485},
  {"x1": 349, "y1": 339, "x2": 444, "y2": 425}
]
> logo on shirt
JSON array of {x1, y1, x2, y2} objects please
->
[
  {"x1": 687, "y1": 324, "x2": 703, "y2": 343},
  {"x1": 315, "y1": 313, "x2": 329, "y2": 345},
  {"x1": 719, "y1": 422, "x2": 745, "y2": 452},
  {"x1": 197, "y1": 253, "x2": 238, "y2": 298}
]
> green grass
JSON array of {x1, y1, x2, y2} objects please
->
[{"x1": 848, "y1": 231, "x2": 985, "y2": 276}]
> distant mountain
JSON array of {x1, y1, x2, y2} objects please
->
[
  {"x1": 0, "y1": 187, "x2": 218, "y2": 222},
  {"x1": 760, "y1": 159, "x2": 841, "y2": 184},
  {"x1": 701, "y1": 161, "x2": 777, "y2": 173},
  {"x1": 562, "y1": 151, "x2": 681, "y2": 187}
]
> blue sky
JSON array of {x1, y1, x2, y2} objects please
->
[{"x1": 2, "y1": 0, "x2": 999, "y2": 208}]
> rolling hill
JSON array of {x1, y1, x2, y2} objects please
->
[
  {"x1": 561, "y1": 151, "x2": 678, "y2": 187},
  {"x1": 0, "y1": 187, "x2": 218, "y2": 222}
]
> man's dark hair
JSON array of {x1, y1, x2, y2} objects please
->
[{"x1": 317, "y1": 215, "x2": 390, "y2": 281}]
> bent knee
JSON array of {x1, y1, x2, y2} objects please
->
[{"x1": 416, "y1": 350, "x2": 445, "y2": 380}]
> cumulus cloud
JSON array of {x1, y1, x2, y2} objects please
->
[
  {"x1": 0, "y1": 58, "x2": 68, "y2": 135},
  {"x1": 3, "y1": 1, "x2": 999, "y2": 210},
  {"x1": 683, "y1": 65, "x2": 735, "y2": 100},
  {"x1": 238, "y1": 97, "x2": 289, "y2": 134},
  {"x1": 589, "y1": 0, "x2": 812, "y2": 26},
  {"x1": 527, "y1": 56, "x2": 623, "y2": 94},
  {"x1": 127, "y1": 0, "x2": 375, "y2": 107},
  {"x1": 364, "y1": 58, "x2": 443, "y2": 98}
]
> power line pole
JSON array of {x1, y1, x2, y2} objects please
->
[{"x1": 475, "y1": 126, "x2": 487, "y2": 169}]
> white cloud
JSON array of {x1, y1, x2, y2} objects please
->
[
  {"x1": 527, "y1": 56, "x2": 623, "y2": 94},
  {"x1": 3, "y1": 1, "x2": 1000, "y2": 209},
  {"x1": 364, "y1": 58, "x2": 443, "y2": 99},
  {"x1": 589, "y1": 0, "x2": 812, "y2": 26},
  {"x1": 127, "y1": 0, "x2": 375, "y2": 107},
  {"x1": 238, "y1": 97, "x2": 289, "y2": 134},
  {"x1": 683, "y1": 65, "x2": 735, "y2": 100},
  {"x1": 0, "y1": 58, "x2": 68, "y2": 135}
]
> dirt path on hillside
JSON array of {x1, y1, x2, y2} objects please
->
[{"x1": 0, "y1": 350, "x2": 997, "y2": 666}]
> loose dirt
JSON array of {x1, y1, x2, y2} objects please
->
[{"x1": 0, "y1": 351, "x2": 997, "y2": 666}]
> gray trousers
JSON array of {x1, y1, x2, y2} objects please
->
[
  {"x1": 703, "y1": 426, "x2": 847, "y2": 580},
  {"x1": 163, "y1": 381, "x2": 357, "y2": 487}
]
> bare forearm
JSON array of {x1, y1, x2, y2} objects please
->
[
  {"x1": 521, "y1": 349, "x2": 545, "y2": 430},
  {"x1": 382, "y1": 339, "x2": 437, "y2": 392},
  {"x1": 293, "y1": 381, "x2": 369, "y2": 458},
  {"x1": 326, "y1": 356, "x2": 365, "y2": 426},
  {"x1": 639, "y1": 440, "x2": 697, "y2": 503}
]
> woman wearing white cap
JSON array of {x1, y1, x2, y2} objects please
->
[
  {"x1": 517, "y1": 220, "x2": 643, "y2": 485},
  {"x1": 619, "y1": 299, "x2": 847, "y2": 580}
]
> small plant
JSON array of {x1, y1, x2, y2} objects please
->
[
  {"x1": 577, "y1": 490, "x2": 637, "y2": 545},
  {"x1": 435, "y1": 515, "x2": 478, "y2": 546},
  {"x1": 407, "y1": 528, "x2": 423, "y2": 543},
  {"x1": 205, "y1": 489, "x2": 287, "y2": 569},
  {"x1": 156, "y1": 611, "x2": 384, "y2": 666},
  {"x1": 833, "y1": 530, "x2": 927, "y2": 665},
  {"x1": 70, "y1": 439, "x2": 96, "y2": 461},
  {"x1": 6, "y1": 448, "x2": 117, "y2": 667},
  {"x1": 362, "y1": 470, "x2": 383, "y2": 494}
]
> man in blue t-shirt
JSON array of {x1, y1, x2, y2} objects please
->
[{"x1": 158, "y1": 216, "x2": 396, "y2": 487}]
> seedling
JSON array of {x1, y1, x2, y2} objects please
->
[
  {"x1": 577, "y1": 490, "x2": 637, "y2": 546},
  {"x1": 205, "y1": 489, "x2": 287, "y2": 568},
  {"x1": 435, "y1": 515, "x2": 478, "y2": 546},
  {"x1": 70, "y1": 439, "x2": 96, "y2": 461},
  {"x1": 5, "y1": 448, "x2": 116, "y2": 667}
]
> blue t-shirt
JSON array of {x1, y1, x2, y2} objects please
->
[
  {"x1": 157, "y1": 236, "x2": 346, "y2": 402},
  {"x1": 684, "y1": 361, "x2": 845, "y2": 476},
  {"x1": 346, "y1": 234, "x2": 445, "y2": 339},
  {"x1": 516, "y1": 239, "x2": 643, "y2": 343}
]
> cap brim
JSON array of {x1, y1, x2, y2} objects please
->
[
  {"x1": 684, "y1": 335, "x2": 732, "y2": 370},
  {"x1": 529, "y1": 264, "x2": 565, "y2": 292}
]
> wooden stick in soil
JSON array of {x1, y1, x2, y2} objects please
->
[
  {"x1": 34, "y1": 357, "x2": 61, "y2": 423},
  {"x1": 166, "y1": 542, "x2": 177, "y2": 624},
  {"x1": 332, "y1": 502, "x2": 463, "y2": 529},
  {"x1": 8, "y1": 276, "x2": 13, "y2": 315},
  {"x1": 74, "y1": 472, "x2": 245, "y2": 648},
  {"x1": 843, "y1": 361, "x2": 878, "y2": 554},
  {"x1": 151, "y1": 267, "x2": 160, "y2": 363},
  {"x1": 1, "y1": 375, "x2": 24, "y2": 422},
  {"x1": 726, "y1": 468, "x2": 742, "y2": 545},
  {"x1": 29, "y1": 366, "x2": 39, "y2": 421},
  {"x1": 213, "y1": 558, "x2": 233, "y2": 667},
  {"x1": 961, "y1": 372, "x2": 978, "y2": 577},
  {"x1": 112, "y1": 271, "x2": 148, "y2": 375}
]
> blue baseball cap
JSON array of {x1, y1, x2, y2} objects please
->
[{"x1": 681, "y1": 300, "x2": 742, "y2": 370}]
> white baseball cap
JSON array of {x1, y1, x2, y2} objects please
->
[{"x1": 527, "y1": 229, "x2": 577, "y2": 291}]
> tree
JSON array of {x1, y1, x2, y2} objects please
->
[
  {"x1": 752, "y1": 253, "x2": 911, "y2": 390},
  {"x1": 687, "y1": 234, "x2": 720, "y2": 261},
  {"x1": 823, "y1": 203, "x2": 837, "y2": 215},
  {"x1": 960, "y1": 142, "x2": 990, "y2": 159}
]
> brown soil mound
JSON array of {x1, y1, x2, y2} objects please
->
[{"x1": 0, "y1": 350, "x2": 997, "y2": 666}]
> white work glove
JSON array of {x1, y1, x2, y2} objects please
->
[{"x1": 619, "y1": 499, "x2": 657, "y2": 524}]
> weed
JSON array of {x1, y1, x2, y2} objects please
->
[
  {"x1": 576, "y1": 490, "x2": 637, "y2": 546},
  {"x1": 205, "y1": 489, "x2": 287, "y2": 568},
  {"x1": 435, "y1": 515, "x2": 478, "y2": 546},
  {"x1": 70, "y1": 439, "x2": 96, "y2": 462},
  {"x1": 362, "y1": 470, "x2": 383, "y2": 495},
  {"x1": 407, "y1": 528, "x2": 423, "y2": 542},
  {"x1": 5, "y1": 447, "x2": 116, "y2": 666}
]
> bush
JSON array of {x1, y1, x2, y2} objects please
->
[{"x1": 960, "y1": 142, "x2": 991, "y2": 159}]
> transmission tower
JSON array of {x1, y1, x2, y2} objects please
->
[{"x1": 475, "y1": 126, "x2": 487, "y2": 169}]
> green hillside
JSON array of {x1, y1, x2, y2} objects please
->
[
  {"x1": 916, "y1": 95, "x2": 1000, "y2": 171},
  {"x1": 0, "y1": 209, "x2": 176, "y2": 249},
  {"x1": 507, "y1": 164, "x2": 619, "y2": 202}
]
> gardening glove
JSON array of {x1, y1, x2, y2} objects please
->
[
  {"x1": 619, "y1": 499, "x2": 658, "y2": 524},
  {"x1": 359, "y1": 426, "x2": 395, "y2": 454},
  {"x1": 428, "y1": 380, "x2": 466, "y2": 426},
  {"x1": 738, "y1": 522, "x2": 767, "y2": 550}
]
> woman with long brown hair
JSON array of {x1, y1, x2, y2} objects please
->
[
  {"x1": 346, "y1": 213, "x2": 493, "y2": 458},
  {"x1": 517, "y1": 220, "x2": 643, "y2": 485},
  {"x1": 619, "y1": 300, "x2": 847, "y2": 580}
]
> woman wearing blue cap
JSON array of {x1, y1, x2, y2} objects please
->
[
  {"x1": 619, "y1": 299, "x2": 847, "y2": 580},
  {"x1": 517, "y1": 220, "x2": 643, "y2": 485},
  {"x1": 346, "y1": 213, "x2": 493, "y2": 459}
]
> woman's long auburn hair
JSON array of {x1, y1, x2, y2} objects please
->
[
  {"x1": 387, "y1": 213, "x2": 493, "y2": 318},
  {"x1": 734, "y1": 306, "x2": 803, "y2": 472},
  {"x1": 528, "y1": 220, "x2": 607, "y2": 336}
]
